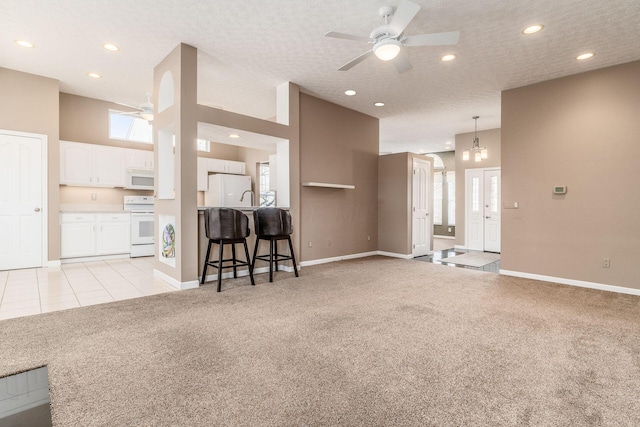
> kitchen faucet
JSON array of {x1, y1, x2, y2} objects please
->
[{"x1": 240, "y1": 190, "x2": 254, "y2": 206}]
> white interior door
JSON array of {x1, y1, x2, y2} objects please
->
[
  {"x1": 483, "y1": 169, "x2": 501, "y2": 252},
  {"x1": 0, "y1": 130, "x2": 46, "y2": 270},
  {"x1": 412, "y1": 159, "x2": 432, "y2": 256},
  {"x1": 465, "y1": 168, "x2": 501, "y2": 253}
]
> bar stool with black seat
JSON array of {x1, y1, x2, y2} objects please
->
[
  {"x1": 252, "y1": 207, "x2": 299, "y2": 282},
  {"x1": 201, "y1": 208, "x2": 255, "y2": 292}
]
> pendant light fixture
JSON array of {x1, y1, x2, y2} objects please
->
[{"x1": 462, "y1": 116, "x2": 487, "y2": 162}]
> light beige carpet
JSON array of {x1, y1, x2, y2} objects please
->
[
  {"x1": 441, "y1": 251, "x2": 500, "y2": 267},
  {"x1": 1, "y1": 256, "x2": 639, "y2": 426}
]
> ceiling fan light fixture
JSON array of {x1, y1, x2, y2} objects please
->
[
  {"x1": 440, "y1": 54, "x2": 457, "y2": 62},
  {"x1": 373, "y1": 38, "x2": 401, "y2": 61},
  {"x1": 140, "y1": 112, "x2": 154, "y2": 121}
]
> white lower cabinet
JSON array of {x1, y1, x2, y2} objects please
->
[{"x1": 61, "y1": 213, "x2": 130, "y2": 259}]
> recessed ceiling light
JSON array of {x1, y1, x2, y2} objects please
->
[
  {"x1": 102, "y1": 43, "x2": 119, "y2": 52},
  {"x1": 374, "y1": 102, "x2": 385, "y2": 107},
  {"x1": 445, "y1": 141, "x2": 452, "y2": 145},
  {"x1": 522, "y1": 24, "x2": 544, "y2": 35},
  {"x1": 87, "y1": 72, "x2": 102, "y2": 79},
  {"x1": 228, "y1": 134, "x2": 240, "y2": 139},
  {"x1": 440, "y1": 54, "x2": 457, "y2": 62},
  {"x1": 576, "y1": 52, "x2": 595, "y2": 60},
  {"x1": 15, "y1": 40, "x2": 34, "y2": 48},
  {"x1": 344, "y1": 90, "x2": 356, "y2": 96}
]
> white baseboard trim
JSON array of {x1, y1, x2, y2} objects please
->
[
  {"x1": 434, "y1": 236, "x2": 455, "y2": 240},
  {"x1": 60, "y1": 253, "x2": 130, "y2": 264},
  {"x1": 153, "y1": 269, "x2": 199, "y2": 290},
  {"x1": 454, "y1": 245, "x2": 466, "y2": 251},
  {"x1": 47, "y1": 260, "x2": 61, "y2": 268},
  {"x1": 377, "y1": 251, "x2": 414, "y2": 260},
  {"x1": 300, "y1": 251, "x2": 379, "y2": 267},
  {"x1": 499, "y1": 269, "x2": 640, "y2": 297}
]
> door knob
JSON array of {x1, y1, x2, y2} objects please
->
[
  {"x1": 34, "y1": 207, "x2": 41, "y2": 212},
  {"x1": 485, "y1": 216, "x2": 491, "y2": 219},
  {"x1": 426, "y1": 213, "x2": 429, "y2": 216}
]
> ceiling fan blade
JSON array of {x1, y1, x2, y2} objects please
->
[
  {"x1": 403, "y1": 31, "x2": 460, "y2": 47},
  {"x1": 338, "y1": 50, "x2": 374, "y2": 71},
  {"x1": 388, "y1": 0, "x2": 421, "y2": 36},
  {"x1": 393, "y1": 53, "x2": 413, "y2": 74},
  {"x1": 324, "y1": 31, "x2": 371, "y2": 43}
]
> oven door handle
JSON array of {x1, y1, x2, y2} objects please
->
[{"x1": 130, "y1": 212, "x2": 154, "y2": 216}]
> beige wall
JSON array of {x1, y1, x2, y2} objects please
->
[
  {"x1": 378, "y1": 153, "x2": 435, "y2": 255},
  {"x1": 454, "y1": 128, "x2": 501, "y2": 247},
  {"x1": 153, "y1": 43, "x2": 199, "y2": 284},
  {"x1": 0, "y1": 68, "x2": 60, "y2": 261},
  {"x1": 60, "y1": 93, "x2": 153, "y2": 150},
  {"x1": 378, "y1": 153, "x2": 411, "y2": 254},
  {"x1": 501, "y1": 60, "x2": 640, "y2": 290},
  {"x1": 299, "y1": 93, "x2": 378, "y2": 261}
]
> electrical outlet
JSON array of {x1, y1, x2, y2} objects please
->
[
  {"x1": 448, "y1": 227, "x2": 452, "y2": 232},
  {"x1": 328, "y1": 240, "x2": 332, "y2": 247},
  {"x1": 308, "y1": 241, "x2": 313, "y2": 248},
  {"x1": 91, "y1": 193, "x2": 97, "y2": 201},
  {"x1": 602, "y1": 258, "x2": 611, "y2": 268},
  {"x1": 367, "y1": 235, "x2": 371, "y2": 241}
]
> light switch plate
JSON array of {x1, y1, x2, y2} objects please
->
[{"x1": 503, "y1": 201, "x2": 519, "y2": 209}]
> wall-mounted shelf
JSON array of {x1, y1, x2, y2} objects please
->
[{"x1": 302, "y1": 182, "x2": 355, "y2": 189}]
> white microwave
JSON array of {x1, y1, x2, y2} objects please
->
[{"x1": 125, "y1": 169, "x2": 154, "y2": 190}]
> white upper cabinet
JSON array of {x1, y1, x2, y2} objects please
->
[
  {"x1": 196, "y1": 157, "x2": 246, "y2": 191},
  {"x1": 125, "y1": 149, "x2": 154, "y2": 170},
  {"x1": 225, "y1": 160, "x2": 245, "y2": 175},
  {"x1": 60, "y1": 141, "x2": 126, "y2": 187},
  {"x1": 60, "y1": 141, "x2": 93, "y2": 185}
]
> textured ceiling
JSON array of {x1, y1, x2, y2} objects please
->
[{"x1": 2, "y1": 0, "x2": 639, "y2": 153}]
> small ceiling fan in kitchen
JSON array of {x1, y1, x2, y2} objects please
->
[
  {"x1": 324, "y1": 0, "x2": 460, "y2": 73},
  {"x1": 115, "y1": 93, "x2": 154, "y2": 122}
]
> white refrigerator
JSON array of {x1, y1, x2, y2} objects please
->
[{"x1": 204, "y1": 174, "x2": 252, "y2": 207}]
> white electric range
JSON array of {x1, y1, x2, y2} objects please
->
[{"x1": 123, "y1": 196, "x2": 154, "y2": 257}]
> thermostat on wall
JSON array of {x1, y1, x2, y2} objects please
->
[{"x1": 553, "y1": 186, "x2": 567, "y2": 195}]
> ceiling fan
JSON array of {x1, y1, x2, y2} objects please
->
[
  {"x1": 116, "y1": 93, "x2": 154, "y2": 122},
  {"x1": 324, "y1": 0, "x2": 460, "y2": 73}
]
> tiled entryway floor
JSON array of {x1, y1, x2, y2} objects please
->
[
  {"x1": 415, "y1": 237, "x2": 501, "y2": 273},
  {"x1": 0, "y1": 257, "x2": 176, "y2": 320}
]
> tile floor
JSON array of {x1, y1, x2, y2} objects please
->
[
  {"x1": 415, "y1": 237, "x2": 501, "y2": 273},
  {"x1": 0, "y1": 257, "x2": 176, "y2": 321}
]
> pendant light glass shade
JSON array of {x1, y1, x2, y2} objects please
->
[{"x1": 462, "y1": 116, "x2": 487, "y2": 162}]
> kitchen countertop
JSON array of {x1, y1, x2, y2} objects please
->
[
  {"x1": 197, "y1": 206, "x2": 289, "y2": 212},
  {"x1": 60, "y1": 204, "x2": 127, "y2": 213}
]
